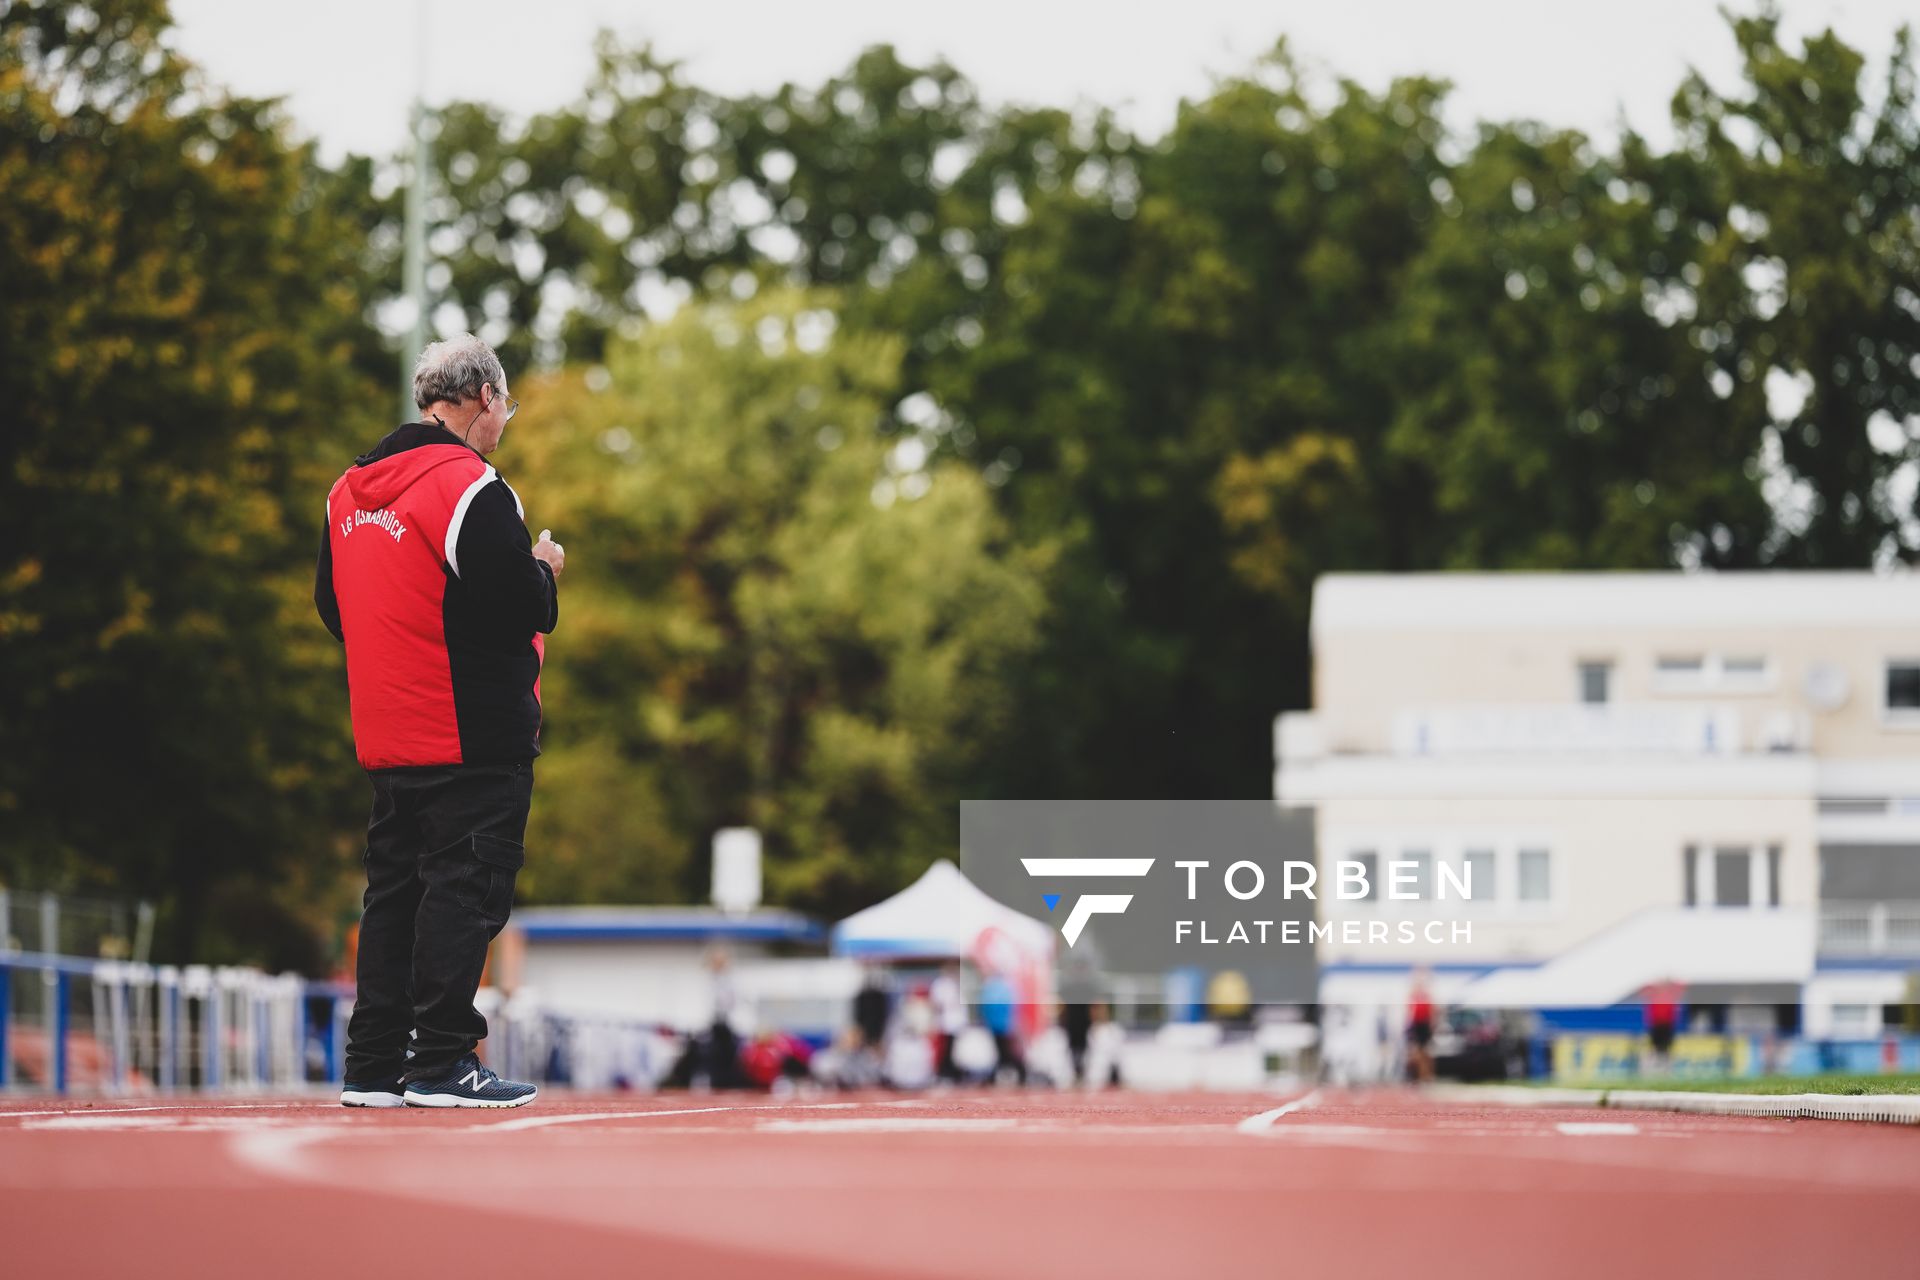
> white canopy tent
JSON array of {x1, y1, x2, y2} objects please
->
[{"x1": 831, "y1": 859, "x2": 1055, "y2": 963}]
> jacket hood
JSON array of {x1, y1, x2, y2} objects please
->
[{"x1": 346, "y1": 422, "x2": 483, "y2": 510}]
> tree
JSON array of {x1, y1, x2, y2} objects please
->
[
  {"x1": 915, "y1": 51, "x2": 1453, "y2": 795},
  {"x1": 11, "y1": 3, "x2": 1918, "y2": 946},
  {"x1": 1374, "y1": 120, "x2": 1776, "y2": 571},
  {"x1": 0, "y1": 0, "x2": 383, "y2": 965},
  {"x1": 503, "y1": 287, "x2": 1045, "y2": 915},
  {"x1": 336, "y1": 38, "x2": 1114, "y2": 391},
  {"x1": 1649, "y1": 11, "x2": 1920, "y2": 566}
]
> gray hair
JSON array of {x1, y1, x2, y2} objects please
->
[{"x1": 412, "y1": 334, "x2": 506, "y2": 410}]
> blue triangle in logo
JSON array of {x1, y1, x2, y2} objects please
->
[{"x1": 1042, "y1": 893, "x2": 1061, "y2": 912}]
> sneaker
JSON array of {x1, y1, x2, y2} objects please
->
[
  {"x1": 403, "y1": 1055, "x2": 538, "y2": 1109},
  {"x1": 340, "y1": 1071, "x2": 407, "y2": 1108}
]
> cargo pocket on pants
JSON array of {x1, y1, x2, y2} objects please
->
[{"x1": 460, "y1": 833, "x2": 525, "y2": 923}]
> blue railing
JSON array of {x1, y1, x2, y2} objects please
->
[{"x1": 0, "y1": 950, "x2": 352, "y2": 1095}]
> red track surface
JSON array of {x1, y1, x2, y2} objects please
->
[{"x1": 3, "y1": 1088, "x2": 1917, "y2": 1278}]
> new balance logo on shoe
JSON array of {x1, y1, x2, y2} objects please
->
[{"x1": 402, "y1": 1056, "x2": 539, "y2": 1109}]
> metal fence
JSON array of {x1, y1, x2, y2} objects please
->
[
  {"x1": 0, "y1": 950, "x2": 352, "y2": 1095},
  {"x1": 0, "y1": 889, "x2": 153, "y2": 964},
  {"x1": 0, "y1": 947, "x2": 677, "y2": 1096}
]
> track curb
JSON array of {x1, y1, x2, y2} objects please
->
[{"x1": 1432, "y1": 1084, "x2": 1920, "y2": 1125}]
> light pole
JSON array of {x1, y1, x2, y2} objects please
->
[{"x1": 400, "y1": 0, "x2": 432, "y2": 420}]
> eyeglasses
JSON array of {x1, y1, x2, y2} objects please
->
[{"x1": 493, "y1": 386, "x2": 519, "y2": 424}]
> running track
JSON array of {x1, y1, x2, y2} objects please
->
[{"x1": 2, "y1": 1089, "x2": 1917, "y2": 1278}]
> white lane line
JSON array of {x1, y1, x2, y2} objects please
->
[
  {"x1": 20, "y1": 1113, "x2": 357, "y2": 1133},
  {"x1": 234, "y1": 1108, "x2": 758, "y2": 1173},
  {"x1": 1236, "y1": 1090, "x2": 1323, "y2": 1134},
  {"x1": 0, "y1": 1107, "x2": 174, "y2": 1120},
  {"x1": 509, "y1": 1121, "x2": 1259, "y2": 1140},
  {"x1": 758, "y1": 1117, "x2": 1023, "y2": 1133},
  {"x1": 1556, "y1": 1121, "x2": 1641, "y2": 1136},
  {"x1": 18, "y1": 1105, "x2": 328, "y2": 1129},
  {"x1": 229, "y1": 1126, "x2": 339, "y2": 1179},
  {"x1": 23, "y1": 1114, "x2": 182, "y2": 1130},
  {"x1": 461, "y1": 1106, "x2": 742, "y2": 1134},
  {"x1": 455, "y1": 1099, "x2": 868, "y2": 1134},
  {"x1": 0, "y1": 1101, "x2": 316, "y2": 1120}
]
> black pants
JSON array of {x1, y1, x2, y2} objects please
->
[
  {"x1": 344, "y1": 762, "x2": 532, "y2": 1084},
  {"x1": 1062, "y1": 1005, "x2": 1093, "y2": 1084},
  {"x1": 936, "y1": 1033, "x2": 961, "y2": 1082},
  {"x1": 992, "y1": 1031, "x2": 1026, "y2": 1084}
]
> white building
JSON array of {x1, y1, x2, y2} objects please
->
[
  {"x1": 494, "y1": 906, "x2": 856, "y2": 1035},
  {"x1": 1275, "y1": 572, "x2": 1920, "y2": 1039}
]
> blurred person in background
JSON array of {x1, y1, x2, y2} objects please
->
[
  {"x1": 1058, "y1": 954, "x2": 1101, "y2": 1086},
  {"x1": 885, "y1": 991, "x2": 937, "y2": 1088},
  {"x1": 317, "y1": 335, "x2": 563, "y2": 1109},
  {"x1": 703, "y1": 947, "x2": 742, "y2": 1088},
  {"x1": 1644, "y1": 978, "x2": 1684, "y2": 1077},
  {"x1": 1206, "y1": 969, "x2": 1254, "y2": 1031},
  {"x1": 929, "y1": 960, "x2": 967, "y2": 1083},
  {"x1": 742, "y1": 1029, "x2": 813, "y2": 1094},
  {"x1": 853, "y1": 962, "x2": 893, "y2": 1054},
  {"x1": 978, "y1": 968, "x2": 1026, "y2": 1085},
  {"x1": 1405, "y1": 968, "x2": 1436, "y2": 1084},
  {"x1": 810, "y1": 1025, "x2": 880, "y2": 1090},
  {"x1": 838, "y1": 961, "x2": 893, "y2": 1086},
  {"x1": 808, "y1": 964, "x2": 893, "y2": 1089}
]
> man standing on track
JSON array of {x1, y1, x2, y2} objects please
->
[
  {"x1": 316, "y1": 334, "x2": 564, "y2": 1109},
  {"x1": 1405, "y1": 967, "x2": 1436, "y2": 1084},
  {"x1": 1644, "y1": 977, "x2": 1684, "y2": 1076}
]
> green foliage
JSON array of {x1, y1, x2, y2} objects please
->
[
  {"x1": 9, "y1": 2, "x2": 1920, "y2": 950},
  {"x1": 1653, "y1": 12, "x2": 1920, "y2": 565},
  {"x1": 370, "y1": 15, "x2": 1915, "y2": 801},
  {"x1": 0, "y1": 0, "x2": 382, "y2": 961},
  {"x1": 505, "y1": 289, "x2": 1045, "y2": 916},
  {"x1": 1382, "y1": 123, "x2": 1776, "y2": 570},
  {"x1": 923, "y1": 52, "x2": 1459, "y2": 794}
]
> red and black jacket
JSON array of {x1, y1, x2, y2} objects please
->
[{"x1": 314, "y1": 422, "x2": 557, "y2": 770}]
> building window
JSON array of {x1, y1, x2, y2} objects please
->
[
  {"x1": 1518, "y1": 848, "x2": 1551, "y2": 903},
  {"x1": 1830, "y1": 1004, "x2": 1876, "y2": 1036},
  {"x1": 1578, "y1": 661, "x2": 1612, "y2": 705},
  {"x1": 1818, "y1": 797, "x2": 1889, "y2": 816},
  {"x1": 1463, "y1": 849, "x2": 1495, "y2": 901},
  {"x1": 1352, "y1": 851, "x2": 1378, "y2": 901},
  {"x1": 1653, "y1": 653, "x2": 1773, "y2": 694},
  {"x1": 1688, "y1": 843, "x2": 1775, "y2": 909},
  {"x1": 1887, "y1": 661, "x2": 1920, "y2": 714},
  {"x1": 1714, "y1": 846, "x2": 1752, "y2": 906},
  {"x1": 1405, "y1": 852, "x2": 1436, "y2": 901}
]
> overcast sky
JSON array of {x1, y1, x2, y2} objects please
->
[{"x1": 168, "y1": 0, "x2": 1912, "y2": 163}]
